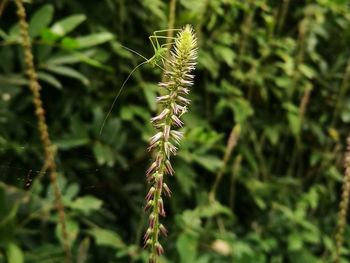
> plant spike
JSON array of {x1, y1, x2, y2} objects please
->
[{"x1": 143, "y1": 24, "x2": 197, "y2": 263}]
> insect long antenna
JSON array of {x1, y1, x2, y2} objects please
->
[
  {"x1": 99, "y1": 60, "x2": 149, "y2": 135},
  {"x1": 120, "y1": 44, "x2": 149, "y2": 62}
]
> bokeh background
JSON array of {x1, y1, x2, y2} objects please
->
[{"x1": 1, "y1": 0, "x2": 350, "y2": 262}]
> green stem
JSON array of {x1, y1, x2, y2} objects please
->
[
  {"x1": 150, "y1": 187, "x2": 161, "y2": 261},
  {"x1": 331, "y1": 57, "x2": 350, "y2": 128}
]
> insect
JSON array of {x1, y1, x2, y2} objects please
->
[
  {"x1": 99, "y1": 29, "x2": 180, "y2": 135},
  {"x1": 24, "y1": 169, "x2": 33, "y2": 189}
]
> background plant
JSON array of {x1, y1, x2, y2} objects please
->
[{"x1": 1, "y1": 0, "x2": 350, "y2": 262}]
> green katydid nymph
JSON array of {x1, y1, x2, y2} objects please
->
[{"x1": 99, "y1": 29, "x2": 180, "y2": 135}]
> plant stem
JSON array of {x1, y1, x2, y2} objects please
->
[
  {"x1": 229, "y1": 155, "x2": 242, "y2": 212},
  {"x1": 334, "y1": 134, "x2": 350, "y2": 262},
  {"x1": 237, "y1": 0, "x2": 256, "y2": 68},
  {"x1": 331, "y1": 56, "x2": 350, "y2": 128},
  {"x1": 277, "y1": 0, "x2": 290, "y2": 34},
  {"x1": 14, "y1": 1, "x2": 71, "y2": 262},
  {"x1": 209, "y1": 124, "x2": 240, "y2": 202}
]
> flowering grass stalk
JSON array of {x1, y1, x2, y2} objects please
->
[
  {"x1": 143, "y1": 25, "x2": 197, "y2": 263},
  {"x1": 14, "y1": 0, "x2": 71, "y2": 262}
]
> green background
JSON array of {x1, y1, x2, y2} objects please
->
[{"x1": 1, "y1": 0, "x2": 350, "y2": 262}]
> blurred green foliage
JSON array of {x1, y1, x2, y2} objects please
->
[{"x1": 1, "y1": 0, "x2": 350, "y2": 262}]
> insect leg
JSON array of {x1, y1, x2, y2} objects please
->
[
  {"x1": 149, "y1": 35, "x2": 176, "y2": 41},
  {"x1": 149, "y1": 35, "x2": 177, "y2": 62},
  {"x1": 148, "y1": 36, "x2": 163, "y2": 68},
  {"x1": 153, "y1": 29, "x2": 181, "y2": 37},
  {"x1": 153, "y1": 29, "x2": 180, "y2": 47},
  {"x1": 149, "y1": 36, "x2": 174, "y2": 63},
  {"x1": 148, "y1": 36, "x2": 176, "y2": 54},
  {"x1": 158, "y1": 42, "x2": 176, "y2": 63},
  {"x1": 148, "y1": 35, "x2": 158, "y2": 52},
  {"x1": 160, "y1": 42, "x2": 175, "y2": 48},
  {"x1": 149, "y1": 28, "x2": 180, "y2": 52},
  {"x1": 160, "y1": 42, "x2": 175, "y2": 54},
  {"x1": 154, "y1": 62, "x2": 167, "y2": 72}
]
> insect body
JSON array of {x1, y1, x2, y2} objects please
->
[
  {"x1": 148, "y1": 47, "x2": 168, "y2": 68},
  {"x1": 99, "y1": 29, "x2": 180, "y2": 135}
]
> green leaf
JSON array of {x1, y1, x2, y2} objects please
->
[
  {"x1": 75, "y1": 32, "x2": 114, "y2": 49},
  {"x1": 29, "y1": 4, "x2": 54, "y2": 37},
  {"x1": 56, "y1": 219, "x2": 79, "y2": 247},
  {"x1": 287, "y1": 112, "x2": 301, "y2": 135},
  {"x1": 288, "y1": 233, "x2": 303, "y2": 251},
  {"x1": 45, "y1": 50, "x2": 96, "y2": 65},
  {"x1": 264, "y1": 126, "x2": 280, "y2": 145},
  {"x1": 214, "y1": 45, "x2": 236, "y2": 66},
  {"x1": 71, "y1": 51, "x2": 114, "y2": 71},
  {"x1": 192, "y1": 155, "x2": 222, "y2": 173},
  {"x1": 176, "y1": 233, "x2": 198, "y2": 263},
  {"x1": 43, "y1": 65, "x2": 90, "y2": 86},
  {"x1": 6, "y1": 243, "x2": 24, "y2": 263},
  {"x1": 51, "y1": 14, "x2": 86, "y2": 37},
  {"x1": 341, "y1": 100, "x2": 350, "y2": 123},
  {"x1": 93, "y1": 142, "x2": 115, "y2": 166},
  {"x1": 64, "y1": 183, "x2": 80, "y2": 201},
  {"x1": 45, "y1": 50, "x2": 111, "y2": 70},
  {"x1": 298, "y1": 64, "x2": 316, "y2": 79},
  {"x1": 178, "y1": 210, "x2": 202, "y2": 230},
  {"x1": 0, "y1": 29, "x2": 8, "y2": 39},
  {"x1": 0, "y1": 74, "x2": 28, "y2": 86},
  {"x1": 24, "y1": 244, "x2": 65, "y2": 262},
  {"x1": 288, "y1": 250, "x2": 319, "y2": 263},
  {"x1": 41, "y1": 28, "x2": 60, "y2": 41},
  {"x1": 232, "y1": 241, "x2": 254, "y2": 259},
  {"x1": 275, "y1": 76, "x2": 292, "y2": 89},
  {"x1": 175, "y1": 162, "x2": 196, "y2": 195},
  {"x1": 69, "y1": 196, "x2": 102, "y2": 215},
  {"x1": 0, "y1": 201, "x2": 20, "y2": 227},
  {"x1": 141, "y1": 0, "x2": 166, "y2": 20},
  {"x1": 55, "y1": 137, "x2": 90, "y2": 150},
  {"x1": 180, "y1": 0, "x2": 207, "y2": 12},
  {"x1": 120, "y1": 105, "x2": 150, "y2": 122},
  {"x1": 232, "y1": 97, "x2": 254, "y2": 123},
  {"x1": 8, "y1": 23, "x2": 20, "y2": 39},
  {"x1": 89, "y1": 228, "x2": 125, "y2": 249},
  {"x1": 283, "y1": 103, "x2": 301, "y2": 136},
  {"x1": 142, "y1": 83, "x2": 157, "y2": 111},
  {"x1": 196, "y1": 201, "x2": 233, "y2": 218},
  {"x1": 61, "y1": 37, "x2": 79, "y2": 49},
  {"x1": 37, "y1": 71, "x2": 62, "y2": 89},
  {"x1": 198, "y1": 50, "x2": 219, "y2": 78}
]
